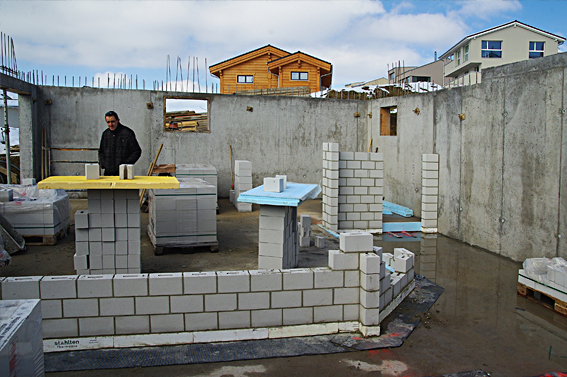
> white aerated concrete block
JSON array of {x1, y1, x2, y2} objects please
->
[
  {"x1": 217, "y1": 271, "x2": 250, "y2": 293},
  {"x1": 40, "y1": 276, "x2": 78, "y2": 299},
  {"x1": 205, "y1": 293, "x2": 237, "y2": 312},
  {"x1": 183, "y1": 271, "x2": 217, "y2": 294},
  {"x1": 149, "y1": 273, "x2": 183, "y2": 296},
  {"x1": 282, "y1": 269, "x2": 313, "y2": 290},
  {"x1": 77, "y1": 275, "x2": 113, "y2": 298},
  {"x1": 75, "y1": 210, "x2": 89, "y2": 229},
  {"x1": 113, "y1": 274, "x2": 149, "y2": 297},
  {"x1": 264, "y1": 177, "x2": 284, "y2": 193},
  {"x1": 2, "y1": 276, "x2": 42, "y2": 299},
  {"x1": 360, "y1": 272, "x2": 380, "y2": 292},
  {"x1": 328, "y1": 250, "x2": 359, "y2": 270},
  {"x1": 315, "y1": 236, "x2": 325, "y2": 248},
  {"x1": 85, "y1": 164, "x2": 100, "y2": 180},
  {"x1": 422, "y1": 154, "x2": 439, "y2": 162},
  {"x1": 360, "y1": 253, "x2": 381, "y2": 274},
  {"x1": 359, "y1": 306, "x2": 380, "y2": 326},
  {"x1": 340, "y1": 232, "x2": 373, "y2": 252},
  {"x1": 392, "y1": 254, "x2": 414, "y2": 273},
  {"x1": 249, "y1": 270, "x2": 282, "y2": 291}
]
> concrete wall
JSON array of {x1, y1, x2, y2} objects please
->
[
  {"x1": 373, "y1": 52, "x2": 567, "y2": 261},
  {"x1": 30, "y1": 88, "x2": 367, "y2": 197}
]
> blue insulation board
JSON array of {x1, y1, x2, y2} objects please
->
[
  {"x1": 382, "y1": 222, "x2": 422, "y2": 232},
  {"x1": 383, "y1": 201, "x2": 413, "y2": 217},
  {"x1": 237, "y1": 183, "x2": 321, "y2": 207}
]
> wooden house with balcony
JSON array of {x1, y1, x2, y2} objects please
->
[{"x1": 209, "y1": 45, "x2": 332, "y2": 95}]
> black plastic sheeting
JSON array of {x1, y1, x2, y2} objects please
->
[{"x1": 45, "y1": 275, "x2": 443, "y2": 373}]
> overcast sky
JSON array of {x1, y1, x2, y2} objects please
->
[{"x1": 0, "y1": 0, "x2": 565, "y2": 91}]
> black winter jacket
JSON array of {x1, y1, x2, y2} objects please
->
[{"x1": 98, "y1": 123, "x2": 142, "y2": 175}]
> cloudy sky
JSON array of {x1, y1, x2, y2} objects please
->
[{"x1": 0, "y1": 0, "x2": 566, "y2": 91}]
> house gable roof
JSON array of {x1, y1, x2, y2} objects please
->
[
  {"x1": 439, "y1": 20, "x2": 566, "y2": 59},
  {"x1": 209, "y1": 45, "x2": 290, "y2": 77},
  {"x1": 267, "y1": 51, "x2": 332, "y2": 88}
]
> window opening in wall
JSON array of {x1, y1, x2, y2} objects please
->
[
  {"x1": 529, "y1": 42, "x2": 545, "y2": 58},
  {"x1": 464, "y1": 44, "x2": 469, "y2": 62},
  {"x1": 164, "y1": 98, "x2": 209, "y2": 132},
  {"x1": 482, "y1": 41, "x2": 502, "y2": 58},
  {"x1": 380, "y1": 106, "x2": 397, "y2": 136},
  {"x1": 456, "y1": 50, "x2": 461, "y2": 65},
  {"x1": 237, "y1": 75, "x2": 254, "y2": 83},
  {"x1": 291, "y1": 72, "x2": 308, "y2": 80}
]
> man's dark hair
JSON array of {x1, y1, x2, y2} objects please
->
[{"x1": 105, "y1": 110, "x2": 119, "y2": 120}]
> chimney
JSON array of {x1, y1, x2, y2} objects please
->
[{"x1": 434, "y1": 51, "x2": 437, "y2": 61}]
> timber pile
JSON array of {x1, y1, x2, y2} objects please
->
[{"x1": 165, "y1": 111, "x2": 208, "y2": 132}]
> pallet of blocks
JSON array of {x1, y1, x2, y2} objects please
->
[
  {"x1": 0, "y1": 184, "x2": 70, "y2": 245},
  {"x1": 518, "y1": 257, "x2": 567, "y2": 316},
  {"x1": 147, "y1": 178, "x2": 218, "y2": 254},
  {"x1": 175, "y1": 164, "x2": 218, "y2": 212}
]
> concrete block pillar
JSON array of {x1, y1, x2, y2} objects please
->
[
  {"x1": 322, "y1": 142, "x2": 339, "y2": 231},
  {"x1": 421, "y1": 154, "x2": 439, "y2": 232},
  {"x1": 258, "y1": 205, "x2": 298, "y2": 269}
]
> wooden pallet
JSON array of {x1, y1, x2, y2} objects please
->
[
  {"x1": 147, "y1": 228, "x2": 218, "y2": 255},
  {"x1": 518, "y1": 282, "x2": 567, "y2": 317}
]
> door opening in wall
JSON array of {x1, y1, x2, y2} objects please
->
[
  {"x1": 380, "y1": 106, "x2": 397, "y2": 136},
  {"x1": 164, "y1": 98, "x2": 209, "y2": 132}
]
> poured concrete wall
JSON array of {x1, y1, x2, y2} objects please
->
[
  {"x1": 27, "y1": 88, "x2": 366, "y2": 198},
  {"x1": 7, "y1": 52, "x2": 567, "y2": 262},
  {"x1": 372, "y1": 52, "x2": 567, "y2": 261}
]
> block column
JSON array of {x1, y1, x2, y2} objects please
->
[
  {"x1": 74, "y1": 189, "x2": 141, "y2": 275},
  {"x1": 234, "y1": 160, "x2": 253, "y2": 212},
  {"x1": 337, "y1": 151, "x2": 384, "y2": 231},
  {"x1": 421, "y1": 154, "x2": 439, "y2": 232},
  {"x1": 258, "y1": 205, "x2": 298, "y2": 269},
  {"x1": 322, "y1": 142, "x2": 339, "y2": 231}
]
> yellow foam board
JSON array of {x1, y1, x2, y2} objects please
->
[{"x1": 37, "y1": 176, "x2": 179, "y2": 190}]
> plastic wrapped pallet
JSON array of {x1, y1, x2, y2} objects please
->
[
  {"x1": 0, "y1": 299, "x2": 44, "y2": 377},
  {"x1": 175, "y1": 164, "x2": 218, "y2": 210},
  {"x1": 0, "y1": 185, "x2": 70, "y2": 236},
  {"x1": 148, "y1": 178, "x2": 217, "y2": 247}
]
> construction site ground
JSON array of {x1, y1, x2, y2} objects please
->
[{"x1": 3, "y1": 198, "x2": 567, "y2": 376}]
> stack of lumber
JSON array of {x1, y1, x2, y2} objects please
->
[{"x1": 165, "y1": 111, "x2": 208, "y2": 132}]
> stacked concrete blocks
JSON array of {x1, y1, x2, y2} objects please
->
[
  {"x1": 328, "y1": 232, "x2": 415, "y2": 337},
  {"x1": 233, "y1": 160, "x2": 252, "y2": 212},
  {"x1": 258, "y1": 205, "x2": 298, "y2": 269},
  {"x1": 322, "y1": 142, "x2": 340, "y2": 231},
  {"x1": 74, "y1": 189, "x2": 141, "y2": 275},
  {"x1": 298, "y1": 215, "x2": 311, "y2": 248},
  {"x1": 147, "y1": 178, "x2": 217, "y2": 246},
  {"x1": 338, "y1": 151, "x2": 384, "y2": 231},
  {"x1": 422, "y1": 154, "x2": 439, "y2": 232},
  {"x1": 175, "y1": 164, "x2": 218, "y2": 210}
]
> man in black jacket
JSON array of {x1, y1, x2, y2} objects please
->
[{"x1": 98, "y1": 111, "x2": 142, "y2": 176}]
